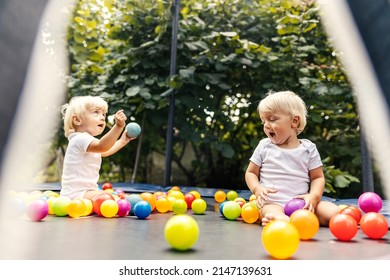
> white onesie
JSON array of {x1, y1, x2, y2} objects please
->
[
  {"x1": 60, "y1": 132, "x2": 101, "y2": 199},
  {"x1": 249, "y1": 138, "x2": 323, "y2": 206}
]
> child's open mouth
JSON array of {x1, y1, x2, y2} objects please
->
[{"x1": 269, "y1": 132, "x2": 275, "y2": 138}]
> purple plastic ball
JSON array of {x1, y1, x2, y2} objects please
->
[
  {"x1": 26, "y1": 199, "x2": 49, "y2": 221},
  {"x1": 284, "y1": 198, "x2": 305, "y2": 216},
  {"x1": 116, "y1": 199, "x2": 131, "y2": 217},
  {"x1": 358, "y1": 192, "x2": 382, "y2": 213}
]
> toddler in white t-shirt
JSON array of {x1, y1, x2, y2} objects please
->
[
  {"x1": 60, "y1": 96, "x2": 135, "y2": 200},
  {"x1": 245, "y1": 91, "x2": 340, "y2": 226}
]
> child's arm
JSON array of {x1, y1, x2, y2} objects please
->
[
  {"x1": 87, "y1": 110, "x2": 127, "y2": 153},
  {"x1": 102, "y1": 130, "x2": 134, "y2": 157},
  {"x1": 306, "y1": 166, "x2": 325, "y2": 211}
]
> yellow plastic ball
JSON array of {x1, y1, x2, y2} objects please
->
[
  {"x1": 81, "y1": 198, "x2": 94, "y2": 216},
  {"x1": 262, "y1": 220, "x2": 300, "y2": 259},
  {"x1": 156, "y1": 197, "x2": 170, "y2": 213},
  {"x1": 226, "y1": 190, "x2": 238, "y2": 201},
  {"x1": 164, "y1": 214, "x2": 199, "y2": 251},
  {"x1": 172, "y1": 199, "x2": 188, "y2": 214},
  {"x1": 189, "y1": 190, "x2": 201, "y2": 200},
  {"x1": 192, "y1": 198, "x2": 207, "y2": 214},
  {"x1": 100, "y1": 200, "x2": 118, "y2": 218},
  {"x1": 67, "y1": 199, "x2": 86, "y2": 218}
]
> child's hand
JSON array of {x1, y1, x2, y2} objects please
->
[
  {"x1": 114, "y1": 110, "x2": 127, "y2": 128},
  {"x1": 256, "y1": 186, "x2": 278, "y2": 207}
]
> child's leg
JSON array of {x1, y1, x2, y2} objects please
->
[
  {"x1": 84, "y1": 190, "x2": 105, "y2": 200},
  {"x1": 315, "y1": 200, "x2": 341, "y2": 226},
  {"x1": 261, "y1": 204, "x2": 289, "y2": 227}
]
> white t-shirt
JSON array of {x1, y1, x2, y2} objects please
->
[
  {"x1": 60, "y1": 132, "x2": 101, "y2": 199},
  {"x1": 249, "y1": 138, "x2": 323, "y2": 206}
]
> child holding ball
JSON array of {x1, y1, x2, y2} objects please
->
[
  {"x1": 245, "y1": 91, "x2": 340, "y2": 227},
  {"x1": 60, "y1": 96, "x2": 135, "y2": 200}
]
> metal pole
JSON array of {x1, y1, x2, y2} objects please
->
[
  {"x1": 164, "y1": 0, "x2": 180, "y2": 186},
  {"x1": 360, "y1": 127, "x2": 375, "y2": 192}
]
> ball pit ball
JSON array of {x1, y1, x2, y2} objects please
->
[
  {"x1": 100, "y1": 200, "x2": 119, "y2": 218},
  {"x1": 262, "y1": 220, "x2": 300, "y2": 260},
  {"x1": 289, "y1": 209, "x2": 319, "y2": 240},
  {"x1": 167, "y1": 190, "x2": 185, "y2": 201},
  {"x1": 140, "y1": 192, "x2": 157, "y2": 211},
  {"x1": 222, "y1": 201, "x2": 242, "y2": 220},
  {"x1": 184, "y1": 193, "x2": 196, "y2": 209},
  {"x1": 192, "y1": 198, "x2": 207, "y2": 214},
  {"x1": 125, "y1": 194, "x2": 143, "y2": 215},
  {"x1": 52, "y1": 196, "x2": 71, "y2": 217},
  {"x1": 81, "y1": 199, "x2": 94, "y2": 216},
  {"x1": 226, "y1": 190, "x2": 238, "y2": 201},
  {"x1": 102, "y1": 182, "x2": 113, "y2": 190},
  {"x1": 164, "y1": 214, "x2": 199, "y2": 251},
  {"x1": 172, "y1": 199, "x2": 188, "y2": 214},
  {"x1": 116, "y1": 199, "x2": 131, "y2": 217},
  {"x1": 26, "y1": 199, "x2": 49, "y2": 221},
  {"x1": 358, "y1": 192, "x2": 383, "y2": 213},
  {"x1": 67, "y1": 199, "x2": 86, "y2": 218},
  {"x1": 219, "y1": 201, "x2": 227, "y2": 215},
  {"x1": 241, "y1": 203, "x2": 259, "y2": 224},
  {"x1": 156, "y1": 197, "x2": 171, "y2": 213},
  {"x1": 360, "y1": 212, "x2": 388, "y2": 239},
  {"x1": 133, "y1": 200, "x2": 152, "y2": 219},
  {"x1": 126, "y1": 122, "x2": 141, "y2": 138},
  {"x1": 92, "y1": 193, "x2": 115, "y2": 216},
  {"x1": 189, "y1": 190, "x2": 201, "y2": 200},
  {"x1": 329, "y1": 213, "x2": 358, "y2": 241},
  {"x1": 339, "y1": 205, "x2": 362, "y2": 224},
  {"x1": 214, "y1": 190, "x2": 226, "y2": 203},
  {"x1": 284, "y1": 198, "x2": 305, "y2": 216}
]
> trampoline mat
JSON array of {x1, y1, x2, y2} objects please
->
[{"x1": 0, "y1": 183, "x2": 389, "y2": 260}]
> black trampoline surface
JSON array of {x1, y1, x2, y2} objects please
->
[{"x1": 0, "y1": 183, "x2": 389, "y2": 260}]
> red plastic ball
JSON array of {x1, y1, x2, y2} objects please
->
[
  {"x1": 92, "y1": 193, "x2": 115, "y2": 216},
  {"x1": 329, "y1": 213, "x2": 358, "y2": 241},
  {"x1": 102, "y1": 182, "x2": 113, "y2": 190},
  {"x1": 339, "y1": 205, "x2": 362, "y2": 224},
  {"x1": 184, "y1": 193, "x2": 196, "y2": 209},
  {"x1": 360, "y1": 212, "x2": 388, "y2": 239}
]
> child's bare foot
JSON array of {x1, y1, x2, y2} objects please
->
[{"x1": 261, "y1": 213, "x2": 289, "y2": 227}]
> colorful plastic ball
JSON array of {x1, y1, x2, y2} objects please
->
[
  {"x1": 284, "y1": 198, "x2": 305, "y2": 216},
  {"x1": 184, "y1": 193, "x2": 196, "y2": 209},
  {"x1": 172, "y1": 199, "x2": 188, "y2": 214},
  {"x1": 102, "y1": 182, "x2": 113, "y2": 190},
  {"x1": 167, "y1": 190, "x2": 185, "y2": 201},
  {"x1": 241, "y1": 203, "x2": 259, "y2": 224},
  {"x1": 81, "y1": 199, "x2": 94, "y2": 216},
  {"x1": 140, "y1": 192, "x2": 156, "y2": 211},
  {"x1": 329, "y1": 213, "x2": 358, "y2": 241},
  {"x1": 226, "y1": 190, "x2": 238, "y2": 201},
  {"x1": 360, "y1": 212, "x2": 388, "y2": 239},
  {"x1": 133, "y1": 200, "x2": 152, "y2": 219},
  {"x1": 116, "y1": 199, "x2": 131, "y2": 217},
  {"x1": 214, "y1": 190, "x2": 226, "y2": 203},
  {"x1": 339, "y1": 205, "x2": 362, "y2": 224},
  {"x1": 219, "y1": 201, "x2": 227, "y2": 215},
  {"x1": 26, "y1": 199, "x2": 49, "y2": 221},
  {"x1": 262, "y1": 220, "x2": 300, "y2": 260},
  {"x1": 189, "y1": 190, "x2": 201, "y2": 200},
  {"x1": 126, "y1": 122, "x2": 141, "y2": 138},
  {"x1": 100, "y1": 200, "x2": 118, "y2": 218},
  {"x1": 156, "y1": 197, "x2": 171, "y2": 213},
  {"x1": 192, "y1": 198, "x2": 207, "y2": 214},
  {"x1": 289, "y1": 209, "x2": 319, "y2": 240},
  {"x1": 249, "y1": 194, "x2": 256, "y2": 202},
  {"x1": 222, "y1": 201, "x2": 242, "y2": 220},
  {"x1": 164, "y1": 214, "x2": 199, "y2": 251},
  {"x1": 125, "y1": 194, "x2": 143, "y2": 215},
  {"x1": 52, "y1": 196, "x2": 71, "y2": 217},
  {"x1": 67, "y1": 199, "x2": 86, "y2": 218},
  {"x1": 358, "y1": 192, "x2": 383, "y2": 213},
  {"x1": 92, "y1": 193, "x2": 115, "y2": 216}
]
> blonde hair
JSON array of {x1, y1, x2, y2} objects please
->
[
  {"x1": 60, "y1": 96, "x2": 108, "y2": 138},
  {"x1": 257, "y1": 91, "x2": 307, "y2": 134}
]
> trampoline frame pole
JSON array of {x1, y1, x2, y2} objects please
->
[{"x1": 164, "y1": 0, "x2": 180, "y2": 187}]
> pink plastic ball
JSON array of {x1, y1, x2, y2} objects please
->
[
  {"x1": 116, "y1": 199, "x2": 131, "y2": 217},
  {"x1": 26, "y1": 199, "x2": 49, "y2": 221},
  {"x1": 358, "y1": 192, "x2": 383, "y2": 213}
]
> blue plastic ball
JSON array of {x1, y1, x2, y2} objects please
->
[
  {"x1": 125, "y1": 194, "x2": 143, "y2": 215},
  {"x1": 126, "y1": 122, "x2": 141, "y2": 138},
  {"x1": 133, "y1": 200, "x2": 152, "y2": 219}
]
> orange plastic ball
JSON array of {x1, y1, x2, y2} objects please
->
[
  {"x1": 140, "y1": 192, "x2": 157, "y2": 211},
  {"x1": 289, "y1": 209, "x2": 319, "y2": 240},
  {"x1": 241, "y1": 203, "x2": 259, "y2": 224},
  {"x1": 156, "y1": 197, "x2": 170, "y2": 213},
  {"x1": 329, "y1": 213, "x2": 358, "y2": 241},
  {"x1": 67, "y1": 199, "x2": 86, "y2": 218},
  {"x1": 360, "y1": 212, "x2": 388, "y2": 239},
  {"x1": 214, "y1": 190, "x2": 226, "y2": 203}
]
